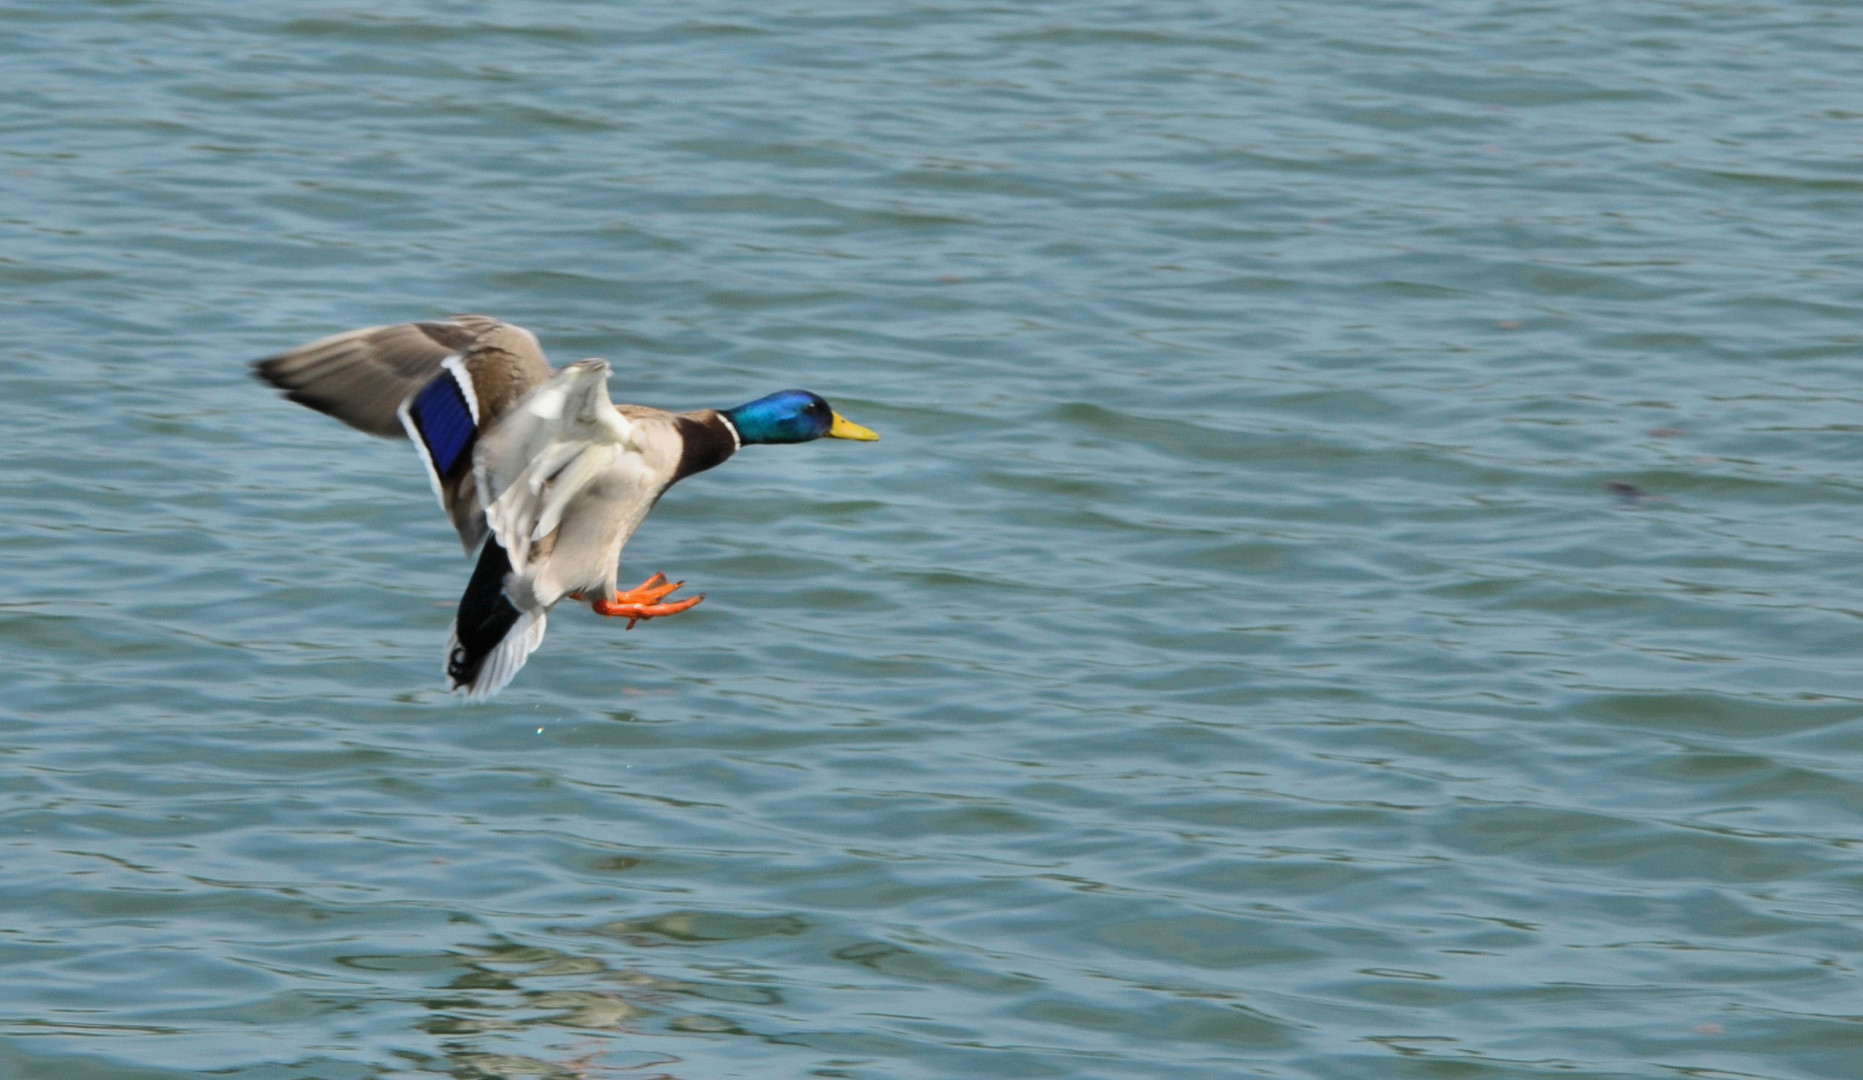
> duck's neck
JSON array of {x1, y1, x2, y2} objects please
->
[{"x1": 671, "y1": 411, "x2": 740, "y2": 484}]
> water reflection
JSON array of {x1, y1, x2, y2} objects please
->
[{"x1": 342, "y1": 935, "x2": 783, "y2": 1078}]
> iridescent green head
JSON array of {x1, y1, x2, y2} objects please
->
[{"x1": 723, "y1": 390, "x2": 879, "y2": 445}]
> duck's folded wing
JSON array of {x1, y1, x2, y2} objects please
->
[
  {"x1": 483, "y1": 441, "x2": 621, "y2": 568},
  {"x1": 473, "y1": 363, "x2": 638, "y2": 569}
]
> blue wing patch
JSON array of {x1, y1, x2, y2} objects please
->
[{"x1": 406, "y1": 369, "x2": 477, "y2": 477}]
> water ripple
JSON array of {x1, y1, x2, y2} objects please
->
[{"x1": 3, "y1": 1, "x2": 1863, "y2": 1078}]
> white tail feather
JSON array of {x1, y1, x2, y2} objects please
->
[{"x1": 446, "y1": 609, "x2": 549, "y2": 702}]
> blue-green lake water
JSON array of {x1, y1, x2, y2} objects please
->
[{"x1": 4, "y1": 2, "x2": 1862, "y2": 1077}]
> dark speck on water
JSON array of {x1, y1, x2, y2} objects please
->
[
  {"x1": 1606, "y1": 481, "x2": 1658, "y2": 502},
  {"x1": 3, "y1": 2, "x2": 1861, "y2": 1079}
]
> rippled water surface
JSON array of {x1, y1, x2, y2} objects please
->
[{"x1": 4, "y1": 2, "x2": 1863, "y2": 1077}]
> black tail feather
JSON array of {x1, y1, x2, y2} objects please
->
[{"x1": 448, "y1": 539, "x2": 521, "y2": 689}]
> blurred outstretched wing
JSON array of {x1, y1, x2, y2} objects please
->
[{"x1": 254, "y1": 314, "x2": 556, "y2": 551}]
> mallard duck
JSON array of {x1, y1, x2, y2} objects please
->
[{"x1": 254, "y1": 314, "x2": 878, "y2": 700}]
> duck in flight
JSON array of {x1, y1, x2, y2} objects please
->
[{"x1": 253, "y1": 314, "x2": 878, "y2": 700}]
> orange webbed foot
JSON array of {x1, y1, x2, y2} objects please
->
[{"x1": 591, "y1": 573, "x2": 705, "y2": 629}]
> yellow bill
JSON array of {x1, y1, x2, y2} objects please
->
[{"x1": 827, "y1": 412, "x2": 880, "y2": 441}]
